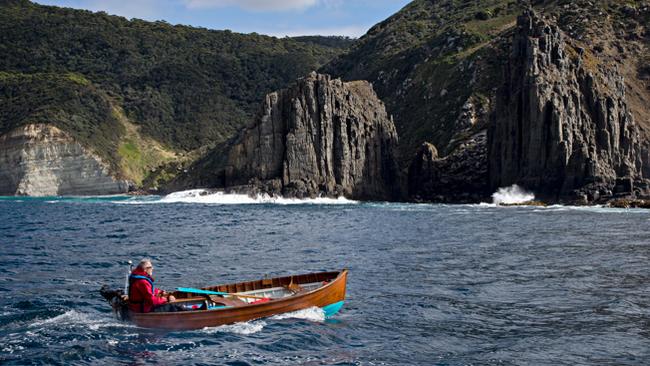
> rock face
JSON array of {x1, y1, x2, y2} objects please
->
[
  {"x1": 408, "y1": 132, "x2": 489, "y2": 203},
  {"x1": 222, "y1": 72, "x2": 400, "y2": 200},
  {"x1": 489, "y1": 10, "x2": 647, "y2": 202},
  {"x1": 0, "y1": 124, "x2": 130, "y2": 196}
]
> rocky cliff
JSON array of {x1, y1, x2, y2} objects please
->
[
  {"x1": 174, "y1": 72, "x2": 401, "y2": 200},
  {"x1": 408, "y1": 132, "x2": 489, "y2": 203},
  {"x1": 226, "y1": 72, "x2": 400, "y2": 200},
  {"x1": 3, "y1": 0, "x2": 650, "y2": 202},
  {"x1": 0, "y1": 124, "x2": 130, "y2": 196},
  {"x1": 323, "y1": 1, "x2": 649, "y2": 204},
  {"x1": 489, "y1": 10, "x2": 648, "y2": 202},
  {"x1": 322, "y1": 0, "x2": 523, "y2": 164}
]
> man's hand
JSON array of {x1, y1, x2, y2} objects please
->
[{"x1": 168, "y1": 295, "x2": 176, "y2": 302}]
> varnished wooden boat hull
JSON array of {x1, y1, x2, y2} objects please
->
[{"x1": 129, "y1": 270, "x2": 347, "y2": 330}]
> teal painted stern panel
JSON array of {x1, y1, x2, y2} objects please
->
[{"x1": 322, "y1": 301, "x2": 345, "y2": 317}]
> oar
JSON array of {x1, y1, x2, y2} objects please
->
[{"x1": 176, "y1": 287, "x2": 270, "y2": 300}]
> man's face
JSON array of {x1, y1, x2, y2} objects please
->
[{"x1": 144, "y1": 262, "x2": 154, "y2": 276}]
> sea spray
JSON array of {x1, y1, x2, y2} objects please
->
[
  {"x1": 125, "y1": 189, "x2": 358, "y2": 205},
  {"x1": 492, "y1": 185, "x2": 535, "y2": 205}
]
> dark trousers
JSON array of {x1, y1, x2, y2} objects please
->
[{"x1": 153, "y1": 303, "x2": 187, "y2": 312}]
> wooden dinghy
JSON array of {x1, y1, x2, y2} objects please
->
[{"x1": 101, "y1": 270, "x2": 347, "y2": 330}]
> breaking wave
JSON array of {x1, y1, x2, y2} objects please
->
[
  {"x1": 122, "y1": 189, "x2": 357, "y2": 205},
  {"x1": 491, "y1": 185, "x2": 535, "y2": 205}
]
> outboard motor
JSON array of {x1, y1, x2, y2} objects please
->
[
  {"x1": 99, "y1": 285, "x2": 130, "y2": 321},
  {"x1": 99, "y1": 261, "x2": 133, "y2": 321}
]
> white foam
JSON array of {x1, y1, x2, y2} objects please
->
[
  {"x1": 199, "y1": 306, "x2": 326, "y2": 335},
  {"x1": 121, "y1": 189, "x2": 357, "y2": 205},
  {"x1": 29, "y1": 310, "x2": 132, "y2": 331},
  {"x1": 491, "y1": 184, "x2": 535, "y2": 205},
  {"x1": 2, "y1": 344, "x2": 25, "y2": 353},
  {"x1": 270, "y1": 306, "x2": 325, "y2": 322},
  {"x1": 201, "y1": 320, "x2": 267, "y2": 335}
]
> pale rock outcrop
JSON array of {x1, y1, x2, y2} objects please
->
[
  {"x1": 489, "y1": 10, "x2": 648, "y2": 202},
  {"x1": 0, "y1": 124, "x2": 130, "y2": 196},
  {"x1": 223, "y1": 72, "x2": 400, "y2": 200}
]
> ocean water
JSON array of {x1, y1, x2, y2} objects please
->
[{"x1": 1, "y1": 190, "x2": 650, "y2": 365}]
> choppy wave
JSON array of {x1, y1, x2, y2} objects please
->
[
  {"x1": 120, "y1": 189, "x2": 357, "y2": 205},
  {"x1": 4, "y1": 193, "x2": 650, "y2": 365},
  {"x1": 2, "y1": 345, "x2": 24, "y2": 354},
  {"x1": 1, "y1": 309, "x2": 133, "y2": 359}
]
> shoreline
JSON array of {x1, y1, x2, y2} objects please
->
[{"x1": 2, "y1": 189, "x2": 650, "y2": 209}]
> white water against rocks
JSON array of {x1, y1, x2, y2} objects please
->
[
  {"x1": 126, "y1": 189, "x2": 358, "y2": 205},
  {"x1": 491, "y1": 184, "x2": 535, "y2": 205}
]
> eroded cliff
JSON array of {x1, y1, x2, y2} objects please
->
[
  {"x1": 0, "y1": 124, "x2": 130, "y2": 196},
  {"x1": 174, "y1": 72, "x2": 401, "y2": 200},
  {"x1": 489, "y1": 10, "x2": 648, "y2": 202},
  {"x1": 228, "y1": 72, "x2": 400, "y2": 200}
]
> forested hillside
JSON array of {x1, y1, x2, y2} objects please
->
[
  {"x1": 0, "y1": 0, "x2": 349, "y2": 183},
  {"x1": 322, "y1": 0, "x2": 526, "y2": 161}
]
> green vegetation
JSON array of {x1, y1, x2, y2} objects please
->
[
  {"x1": 0, "y1": 1, "x2": 346, "y2": 150},
  {"x1": 111, "y1": 106, "x2": 178, "y2": 184},
  {"x1": 322, "y1": 0, "x2": 650, "y2": 164},
  {"x1": 0, "y1": 71, "x2": 124, "y2": 172},
  {"x1": 3, "y1": 0, "x2": 646, "y2": 189},
  {"x1": 0, "y1": 0, "x2": 349, "y2": 185},
  {"x1": 292, "y1": 36, "x2": 356, "y2": 49},
  {"x1": 322, "y1": 0, "x2": 527, "y2": 160}
]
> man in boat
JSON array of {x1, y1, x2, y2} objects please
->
[{"x1": 128, "y1": 258, "x2": 178, "y2": 313}]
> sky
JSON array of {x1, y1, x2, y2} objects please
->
[{"x1": 33, "y1": 0, "x2": 413, "y2": 38}]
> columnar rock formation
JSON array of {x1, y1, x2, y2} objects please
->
[
  {"x1": 489, "y1": 10, "x2": 647, "y2": 202},
  {"x1": 0, "y1": 124, "x2": 130, "y2": 196},
  {"x1": 222, "y1": 72, "x2": 400, "y2": 200}
]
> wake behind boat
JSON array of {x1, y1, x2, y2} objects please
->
[{"x1": 101, "y1": 270, "x2": 347, "y2": 330}]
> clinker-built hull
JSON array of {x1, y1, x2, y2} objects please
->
[{"x1": 126, "y1": 270, "x2": 347, "y2": 330}]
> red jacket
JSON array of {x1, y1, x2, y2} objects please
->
[{"x1": 128, "y1": 269, "x2": 167, "y2": 313}]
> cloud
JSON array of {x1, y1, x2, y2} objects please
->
[{"x1": 183, "y1": 0, "x2": 318, "y2": 11}]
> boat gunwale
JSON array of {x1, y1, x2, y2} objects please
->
[{"x1": 131, "y1": 269, "x2": 347, "y2": 318}]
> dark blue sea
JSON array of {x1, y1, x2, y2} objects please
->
[{"x1": 1, "y1": 190, "x2": 650, "y2": 365}]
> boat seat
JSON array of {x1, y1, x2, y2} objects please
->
[{"x1": 208, "y1": 295, "x2": 247, "y2": 307}]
